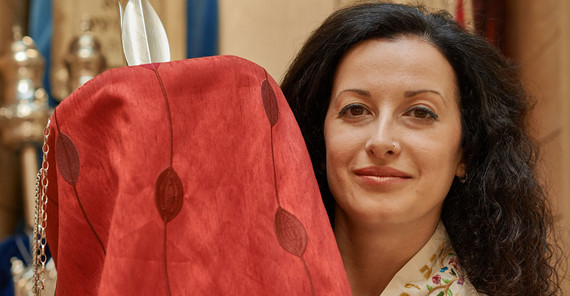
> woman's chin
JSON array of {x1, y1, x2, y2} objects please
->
[{"x1": 336, "y1": 203, "x2": 411, "y2": 227}]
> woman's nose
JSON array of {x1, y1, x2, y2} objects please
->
[{"x1": 364, "y1": 118, "x2": 400, "y2": 157}]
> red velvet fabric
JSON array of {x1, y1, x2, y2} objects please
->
[{"x1": 44, "y1": 56, "x2": 351, "y2": 295}]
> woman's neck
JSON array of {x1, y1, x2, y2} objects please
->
[{"x1": 334, "y1": 209, "x2": 439, "y2": 296}]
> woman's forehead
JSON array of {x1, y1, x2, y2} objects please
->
[{"x1": 331, "y1": 37, "x2": 458, "y2": 101}]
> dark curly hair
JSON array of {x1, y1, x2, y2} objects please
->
[{"x1": 281, "y1": 2, "x2": 562, "y2": 295}]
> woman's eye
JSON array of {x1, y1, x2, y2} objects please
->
[
  {"x1": 339, "y1": 104, "x2": 370, "y2": 117},
  {"x1": 406, "y1": 106, "x2": 438, "y2": 120},
  {"x1": 413, "y1": 109, "x2": 429, "y2": 118}
]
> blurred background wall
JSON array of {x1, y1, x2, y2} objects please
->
[
  {"x1": 0, "y1": 0, "x2": 568, "y2": 294},
  {"x1": 506, "y1": 1, "x2": 569, "y2": 293}
]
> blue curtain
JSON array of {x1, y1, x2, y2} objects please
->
[
  {"x1": 28, "y1": 0, "x2": 55, "y2": 107},
  {"x1": 186, "y1": 0, "x2": 218, "y2": 58}
]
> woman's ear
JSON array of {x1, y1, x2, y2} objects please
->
[{"x1": 455, "y1": 161, "x2": 466, "y2": 178}]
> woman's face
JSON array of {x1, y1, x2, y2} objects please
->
[{"x1": 324, "y1": 37, "x2": 464, "y2": 228}]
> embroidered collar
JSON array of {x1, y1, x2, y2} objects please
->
[{"x1": 380, "y1": 221, "x2": 477, "y2": 296}]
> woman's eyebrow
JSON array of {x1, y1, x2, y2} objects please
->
[
  {"x1": 336, "y1": 88, "x2": 371, "y2": 97},
  {"x1": 403, "y1": 89, "x2": 448, "y2": 106},
  {"x1": 333, "y1": 89, "x2": 371, "y2": 104}
]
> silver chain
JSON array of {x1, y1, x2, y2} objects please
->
[{"x1": 33, "y1": 117, "x2": 50, "y2": 296}]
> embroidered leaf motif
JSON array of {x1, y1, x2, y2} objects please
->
[
  {"x1": 442, "y1": 279, "x2": 451, "y2": 284},
  {"x1": 56, "y1": 132, "x2": 80, "y2": 185},
  {"x1": 437, "y1": 292, "x2": 444, "y2": 296},
  {"x1": 447, "y1": 289, "x2": 453, "y2": 296},
  {"x1": 427, "y1": 285, "x2": 434, "y2": 291},
  {"x1": 274, "y1": 207, "x2": 307, "y2": 257},
  {"x1": 261, "y1": 79, "x2": 278, "y2": 126},
  {"x1": 450, "y1": 268, "x2": 457, "y2": 276},
  {"x1": 155, "y1": 167, "x2": 184, "y2": 222}
]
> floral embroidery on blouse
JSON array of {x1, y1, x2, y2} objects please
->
[
  {"x1": 400, "y1": 240, "x2": 467, "y2": 296},
  {"x1": 382, "y1": 222, "x2": 480, "y2": 296}
]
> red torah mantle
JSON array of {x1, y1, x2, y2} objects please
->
[{"x1": 43, "y1": 56, "x2": 351, "y2": 295}]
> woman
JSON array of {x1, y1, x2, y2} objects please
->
[{"x1": 281, "y1": 2, "x2": 561, "y2": 296}]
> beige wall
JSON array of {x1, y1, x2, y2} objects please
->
[
  {"x1": 506, "y1": 0, "x2": 570, "y2": 292},
  {"x1": 218, "y1": 0, "x2": 337, "y2": 82}
]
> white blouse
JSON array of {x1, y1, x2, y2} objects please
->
[{"x1": 380, "y1": 222, "x2": 481, "y2": 296}]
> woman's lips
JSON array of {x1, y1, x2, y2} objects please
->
[{"x1": 353, "y1": 166, "x2": 412, "y2": 186}]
